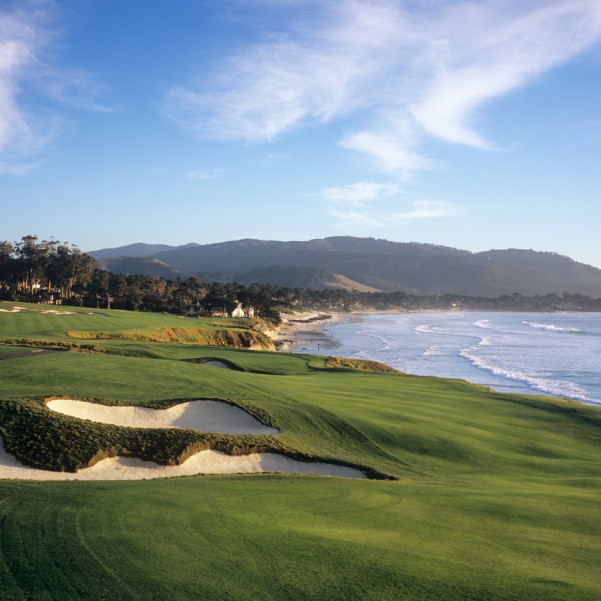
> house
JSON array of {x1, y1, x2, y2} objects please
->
[
  {"x1": 232, "y1": 303, "x2": 255, "y2": 318},
  {"x1": 186, "y1": 304, "x2": 207, "y2": 316},
  {"x1": 187, "y1": 302, "x2": 255, "y2": 319},
  {"x1": 231, "y1": 304, "x2": 245, "y2": 318}
]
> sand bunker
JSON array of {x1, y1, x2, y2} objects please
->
[
  {"x1": 0, "y1": 439, "x2": 365, "y2": 480},
  {"x1": 201, "y1": 360, "x2": 232, "y2": 369},
  {"x1": 4, "y1": 399, "x2": 367, "y2": 480},
  {"x1": 47, "y1": 399, "x2": 279, "y2": 435},
  {"x1": 0, "y1": 307, "x2": 78, "y2": 314}
]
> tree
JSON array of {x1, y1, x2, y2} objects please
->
[
  {"x1": 0, "y1": 241, "x2": 14, "y2": 294},
  {"x1": 14, "y1": 235, "x2": 44, "y2": 295}
]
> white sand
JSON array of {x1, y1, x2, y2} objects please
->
[
  {"x1": 0, "y1": 439, "x2": 365, "y2": 480},
  {"x1": 0, "y1": 306, "x2": 77, "y2": 314},
  {"x1": 202, "y1": 360, "x2": 231, "y2": 369},
  {"x1": 47, "y1": 399, "x2": 279, "y2": 435}
]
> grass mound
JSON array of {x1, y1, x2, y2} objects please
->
[
  {"x1": 324, "y1": 355, "x2": 399, "y2": 372},
  {"x1": 67, "y1": 326, "x2": 274, "y2": 349}
]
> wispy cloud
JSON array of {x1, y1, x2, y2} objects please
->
[
  {"x1": 320, "y1": 180, "x2": 456, "y2": 230},
  {"x1": 328, "y1": 200, "x2": 457, "y2": 232},
  {"x1": 186, "y1": 168, "x2": 227, "y2": 181},
  {"x1": 339, "y1": 124, "x2": 434, "y2": 180},
  {"x1": 321, "y1": 181, "x2": 402, "y2": 206},
  {"x1": 264, "y1": 152, "x2": 291, "y2": 164},
  {"x1": 0, "y1": 159, "x2": 44, "y2": 176},
  {"x1": 0, "y1": 0, "x2": 113, "y2": 175},
  {"x1": 163, "y1": 0, "x2": 601, "y2": 177}
]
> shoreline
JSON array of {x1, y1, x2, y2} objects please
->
[
  {"x1": 274, "y1": 309, "x2": 413, "y2": 353},
  {"x1": 275, "y1": 311, "x2": 351, "y2": 353}
]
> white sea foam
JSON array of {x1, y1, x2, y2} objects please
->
[
  {"x1": 474, "y1": 319, "x2": 493, "y2": 329},
  {"x1": 423, "y1": 345, "x2": 443, "y2": 356},
  {"x1": 358, "y1": 330, "x2": 395, "y2": 350},
  {"x1": 523, "y1": 321, "x2": 580, "y2": 333},
  {"x1": 415, "y1": 324, "x2": 438, "y2": 334},
  {"x1": 459, "y1": 341, "x2": 594, "y2": 404}
]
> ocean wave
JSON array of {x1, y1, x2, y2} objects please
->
[
  {"x1": 358, "y1": 330, "x2": 395, "y2": 351},
  {"x1": 522, "y1": 321, "x2": 581, "y2": 333},
  {"x1": 460, "y1": 341, "x2": 594, "y2": 404},
  {"x1": 415, "y1": 324, "x2": 439, "y2": 334},
  {"x1": 423, "y1": 345, "x2": 444, "y2": 356},
  {"x1": 461, "y1": 337, "x2": 491, "y2": 352},
  {"x1": 474, "y1": 319, "x2": 493, "y2": 329}
]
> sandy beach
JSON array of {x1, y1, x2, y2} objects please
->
[{"x1": 275, "y1": 310, "x2": 351, "y2": 353}]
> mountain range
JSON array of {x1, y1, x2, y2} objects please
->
[{"x1": 90, "y1": 237, "x2": 601, "y2": 297}]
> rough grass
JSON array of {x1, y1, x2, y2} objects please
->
[
  {"x1": 66, "y1": 325, "x2": 273, "y2": 349},
  {"x1": 324, "y1": 356, "x2": 399, "y2": 372},
  {"x1": 0, "y1": 301, "x2": 600, "y2": 600}
]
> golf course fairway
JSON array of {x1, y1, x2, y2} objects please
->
[{"x1": 0, "y1": 302, "x2": 599, "y2": 600}]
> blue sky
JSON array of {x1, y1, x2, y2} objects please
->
[{"x1": 1, "y1": 0, "x2": 601, "y2": 267}]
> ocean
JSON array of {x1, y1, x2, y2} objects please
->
[{"x1": 310, "y1": 311, "x2": 601, "y2": 406}]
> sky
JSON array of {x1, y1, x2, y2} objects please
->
[{"x1": 1, "y1": 0, "x2": 601, "y2": 267}]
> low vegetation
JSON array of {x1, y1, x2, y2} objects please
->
[
  {"x1": 66, "y1": 325, "x2": 274, "y2": 349},
  {"x1": 0, "y1": 302, "x2": 600, "y2": 600},
  {"x1": 324, "y1": 356, "x2": 399, "y2": 372}
]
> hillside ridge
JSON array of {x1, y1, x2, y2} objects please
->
[{"x1": 90, "y1": 236, "x2": 601, "y2": 297}]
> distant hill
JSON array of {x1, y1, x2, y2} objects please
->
[
  {"x1": 94, "y1": 256, "x2": 183, "y2": 279},
  {"x1": 92, "y1": 237, "x2": 601, "y2": 297},
  {"x1": 90, "y1": 242, "x2": 199, "y2": 260}
]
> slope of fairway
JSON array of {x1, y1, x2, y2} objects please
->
[
  {"x1": 0, "y1": 303, "x2": 600, "y2": 600},
  {"x1": 0, "y1": 477, "x2": 599, "y2": 601},
  {"x1": 0, "y1": 301, "x2": 273, "y2": 349}
]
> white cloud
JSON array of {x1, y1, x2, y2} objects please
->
[
  {"x1": 0, "y1": 0, "x2": 113, "y2": 175},
  {"x1": 321, "y1": 178, "x2": 457, "y2": 230},
  {"x1": 327, "y1": 209, "x2": 387, "y2": 229},
  {"x1": 408, "y1": 1, "x2": 601, "y2": 147},
  {"x1": 163, "y1": 0, "x2": 601, "y2": 177},
  {"x1": 264, "y1": 152, "x2": 291, "y2": 164},
  {"x1": 321, "y1": 181, "x2": 402, "y2": 206},
  {"x1": 390, "y1": 200, "x2": 457, "y2": 222},
  {"x1": 0, "y1": 159, "x2": 43, "y2": 176},
  {"x1": 36, "y1": 66, "x2": 116, "y2": 114},
  {"x1": 186, "y1": 168, "x2": 227, "y2": 181},
  {"x1": 328, "y1": 200, "x2": 457, "y2": 231},
  {"x1": 340, "y1": 124, "x2": 433, "y2": 180}
]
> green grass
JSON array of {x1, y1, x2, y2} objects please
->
[
  {"x1": 0, "y1": 301, "x2": 272, "y2": 349},
  {"x1": 0, "y1": 301, "x2": 600, "y2": 600},
  {"x1": 0, "y1": 346, "x2": 36, "y2": 357}
]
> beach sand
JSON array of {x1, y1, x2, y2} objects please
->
[{"x1": 275, "y1": 310, "x2": 354, "y2": 353}]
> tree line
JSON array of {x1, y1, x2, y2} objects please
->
[
  {"x1": 0, "y1": 236, "x2": 95, "y2": 299},
  {"x1": 0, "y1": 236, "x2": 284, "y2": 320},
  {"x1": 2, "y1": 236, "x2": 601, "y2": 318}
]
